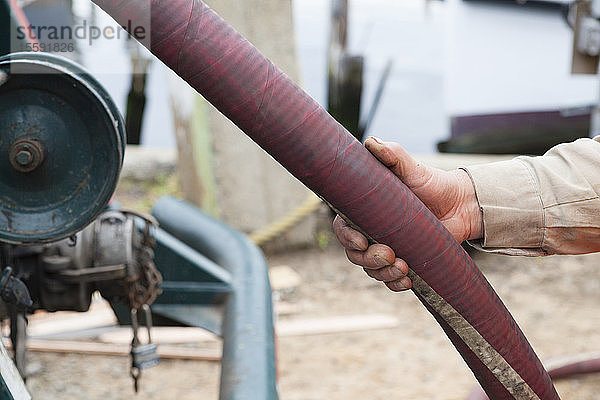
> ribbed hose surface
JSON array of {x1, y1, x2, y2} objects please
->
[
  {"x1": 469, "y1": 354, "x2": 600, "y2": 399},
  {"x1": 91, "y1": 1, "x2": 559, "y2": 398}
]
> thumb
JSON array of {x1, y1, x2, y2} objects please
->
[{"x1": 364, "y1": 137, "x2": 433, "y2": 189}]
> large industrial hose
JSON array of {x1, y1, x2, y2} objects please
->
[
  {"x1": 468, "y1": 352, "x2": 600, "y2": 399},
  {"x1": 91, "y1": 1, "x2": 559, "y2": 398}
]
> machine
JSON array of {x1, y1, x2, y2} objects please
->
[
  {"x1": 0, "y1": 3, "x2": 278, "y2": 398},
  {"x1": 0, "y1": 50, "x2": 161, "y2": 390}
]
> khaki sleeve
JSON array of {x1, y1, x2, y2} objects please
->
[{"x1": 462, "y1": 136, "x2": 600, "y2": 256}]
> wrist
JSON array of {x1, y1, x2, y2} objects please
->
[{"x1": 456, "y1": 168, "x2": 483, "y2": 241}]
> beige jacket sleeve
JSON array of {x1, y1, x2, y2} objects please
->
[{"x1": 462, "y1": 136, "x2": 600, "y2": 256}]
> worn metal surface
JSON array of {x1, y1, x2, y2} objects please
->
[
  {"x1": 151, "y1": 196, "x2": 278, "y2": 400},
  {"x1": 0, "y1": 52, "x2": 125, "y2": 244}
]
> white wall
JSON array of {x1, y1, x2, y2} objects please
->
[
  {"x1": 446, "y1": 0, "x2": 598, "y2": 115},
  {"x1": 293, "y1": 0, "x2": 599, "y2": 153}
]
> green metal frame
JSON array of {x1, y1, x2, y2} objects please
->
[{"x1": 152, "y1": 197, "x2": 278, "y2": 400}]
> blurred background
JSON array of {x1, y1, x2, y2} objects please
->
[
  {"x1": 55, "y1": 0, "x2": 600, "y2": 152},
  {"x1": 6, "y1": 0, "x2": 600, "y2": 399}
]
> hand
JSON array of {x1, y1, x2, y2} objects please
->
[{"x1": 333, "y1": 137, "x2": 483, "y2": 292}]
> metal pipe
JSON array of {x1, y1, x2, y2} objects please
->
[{"x1": 152, "y1": 197, "x2": 278, "y2": 400}]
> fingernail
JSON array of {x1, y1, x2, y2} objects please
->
[
  {"x1": 369, "y1": 136, "x2": 383, "y2": 144},
  {"x1": 394, "y1": 265, "x2": 405, "y2": 276},
  {"x1": 400, "y1": 276, "x2": 412, "y2": 289},
  {"x1": 374, "y1": 255, "x2": 389, "y2": 268},
  {"x1": 394, "y1": 260, "x2": 408, "y2": 275}
]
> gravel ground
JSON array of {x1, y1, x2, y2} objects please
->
[{"x1": 23, "y1": 244, "x2": 600, "y2": 399}]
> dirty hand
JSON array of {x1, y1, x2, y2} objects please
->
[{"x1": 332, "y1": 137, "x2": 483, "y2": 292}]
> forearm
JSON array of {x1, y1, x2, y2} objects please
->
[{"x1": 462, "y1": 137, "x2": 600, "y2": 256}]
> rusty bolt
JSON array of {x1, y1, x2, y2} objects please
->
[
  {"x1": 15, "y1": 150, "x2": 33, "y2": 166},
  {"x1": 9, "y1": 140, "x2": 45, "y2": 173}
]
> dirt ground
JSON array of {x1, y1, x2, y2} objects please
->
[{"x1": 22, "y1": 240, "x2": 600, "y2": 400}]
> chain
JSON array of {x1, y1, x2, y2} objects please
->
[{"x1": 121, "y1": 210, "x2": 163, "y2": 310}]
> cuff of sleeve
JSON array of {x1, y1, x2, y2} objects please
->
[
  {"x1": 461, "y1": 159, "x2": 544, "y2": 249},
  {"x1": 465, "y1": 239, "x2": 547, "y2": 257}
]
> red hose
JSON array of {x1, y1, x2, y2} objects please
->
[
  {"x1": 468, "y1": 354, "x2": 600, "y2": 399},
  {"x1": 91, "y1": 1, "x2": 559, "y2": 398},
  {"x1": 549, "y1": 356, "x2": 600, "y2": 380}
]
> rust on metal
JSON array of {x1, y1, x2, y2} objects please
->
[{"x1": 8, "y1": 139, "x2": 45, "y2": 173}]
